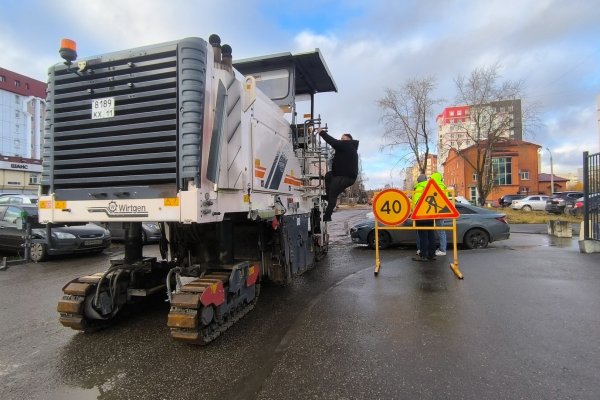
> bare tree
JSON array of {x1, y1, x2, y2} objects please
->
[
  {"x1": 378, "y1": 77, "x2": 443, "y2": 175},
  {"x1": 345, "y1": 155, "x2": 367, "y2": 201},
  {"x1": 450, "y1": 63, "x2": 524, "y2": 205}
]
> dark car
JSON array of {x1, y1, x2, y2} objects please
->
[
  {"x1": 570, "y1": 194, "x2": 600, "y2": 217},
  {"x1": 350, "y1": 203, "x2": 510, "y2": 250},
  {"x1": 499, "y1": 194, "x2": 526, "y2": 208},
  {"x1": 104, "y1": 222, "x2": 161, "y2": 243},
  {"x1": 545, "y1": 191, "x2": 584, "y2": 214},
  {"x1": 0, "y1": 205, "x2": 111, "y2": 262}
]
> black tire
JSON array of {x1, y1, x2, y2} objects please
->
[
  {"x1": 522, "y1": 205, "x2": 532, "y2": 212},
  {"x1": 367, "y1": 230, "x2": 392, "y2": 250},
  {"x1": 30, "y1": 242, "x2": 47, "y2": 262},
  {"x1": 463, "y1": 228, "x2": 489, "y2": 249}
]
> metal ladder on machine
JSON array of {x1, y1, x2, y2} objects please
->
[{"x1": 295, "y1": 118, "x2": 330, "y2": 202}]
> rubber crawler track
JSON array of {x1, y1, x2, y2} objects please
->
[{"x1": 168, "y1": 272, "x2": 260, "y2": 345}]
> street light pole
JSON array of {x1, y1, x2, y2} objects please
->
[{"x1": 546, "y1": 147, "x2": 554, "y2": 194}]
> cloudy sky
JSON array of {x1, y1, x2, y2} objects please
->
[{"x1": 2, "y1": 0, "x2": 599, "y2": 189}]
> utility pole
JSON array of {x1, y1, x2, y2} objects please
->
[{"x1": 546, "y1": 147, "x2": 554, "y2": 194}]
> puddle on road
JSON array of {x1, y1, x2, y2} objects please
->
[{"x1": 501, "y1": 236, "x2": 580, "y2": 251}]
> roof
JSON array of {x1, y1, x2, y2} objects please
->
[
  {"x1": 233, "y1": 49, "x2": 337, "y2": 95},
  {"x1": 538, "y1": 173, "x2": 569, "y2": 182},
  {"x1": 0, "y1": 67, "x2": 47, "y2": 98}
]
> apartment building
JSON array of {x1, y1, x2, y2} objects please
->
[
  {"x1": 403, "y1": 153, "x2": 437, "y2": 190},
  {"x1": 0, "y1": 67, "x2": 46, "y2": 193},
  {"x1": 437, "y1": 99, "x2": 523, "y2": 169}
]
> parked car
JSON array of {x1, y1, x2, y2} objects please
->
[
  {"x1": 0, "y1": 194, "x2": 38, "y2": 205},
  {"x1": 545, "y1": 191, "x2": 584, "y2": 214},
  {"x1": 350, "y1": 203, "x2": 510, "y2": 250},
  {"x1": 510, "y1": 195, "x2": 550, "y2": 211},
  {"x1": 498, "y1": 194, "x2": 526, "y2": 208},
  {"x1": 453, "y1": 195, "x2": 471, "y2": 205},
  {"x1": 0, "y1": 204, "x2": 111, "y2": 262},
  {"x1": 570, "y1": 194, "x2": 600, "y2": 217},
  {"x1": 104, "y1": 222, "x2": 161, "y2": 243}
]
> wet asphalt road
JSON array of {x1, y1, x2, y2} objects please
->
[{"x1": 1, "y1": 208, "x2": 599, "y2": 400}]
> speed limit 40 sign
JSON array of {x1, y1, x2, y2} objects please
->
[{"x1": 372, "y1": 189, "x2": 411, "y2": 225}]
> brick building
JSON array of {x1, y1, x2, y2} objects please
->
[{"x1": 443, "y1": 140, "x2": 540, "y2": 204}]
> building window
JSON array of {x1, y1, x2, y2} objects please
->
[
  {"x1": 520, "y1": 171, "x2": 530, "y2": 180},
  {"x1": 469, "y1": 187, "x2": 479, "y2": 204},
  {"x1": 457, "y1": 110, "x2": 462, "y2": 116},
  {"x1": 25, "y1": 83, "x2": 30, "y2": 90},
  {"x1": 29, "y1": 174, "x2": 40, "y2": 184},
  {"x1": 472, "y1": 172, "x2": 478, "y2": 182},
  {"x1": 450, "y1": 111, "x2": 454, "y2": 116},
  {"x1": 493, "y1": 157, "x2": 512, "y2": 185},
  {"x1": 15, "y1": 80, "x2": 21, "y2": 87},
  {"x1": 0, "y1": 75, "x2": 5, "y2": 82}
]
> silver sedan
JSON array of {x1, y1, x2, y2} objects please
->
[{"x1": 510, "y1": 195, "x2": 549, "y2": 211}]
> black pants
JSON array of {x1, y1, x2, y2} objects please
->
[
  {"x1": 416, "y1": 220, "x2": 436, "y2": 258},
  {"x1": 324, "y1": 171, "x2": 355, "y2": 220}
]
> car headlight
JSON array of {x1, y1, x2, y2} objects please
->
[
  {"x1": 52, "y1": 231, "x2": 76, "y2": 239},
  {"x1": 104, "y1": 228, "x2": 111, "y2": 236},
  {"x1": 145, "y1": 223, "x2": 158, "y2": 230}
]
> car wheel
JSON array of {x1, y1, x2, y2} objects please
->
[
  {"x1": 463, "y1": 228, "x2": 489, "y2": 249},
  {"x1": 522, "y1": 205, "x2": 532, "y2": 212},
  {"x1": 367, "y1": 230, "x2": 391, "y2": 250},
  {"x1": 30, "y1": 243, "x2": 47, "y2": 262}
]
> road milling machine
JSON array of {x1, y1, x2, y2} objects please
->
[{"x1": 41, "y1": 35, "x2": 337, "y2": 344}]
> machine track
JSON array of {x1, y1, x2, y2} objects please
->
[
  {"x1": 57, "y1": 272, "x2": 120, "y2": 332},
  {"x1": 167, "y1": 266, "x2": 260, "y2": 345},
  {"x1": 57, "y1": 259, "x2": 168, "y2": 332}
]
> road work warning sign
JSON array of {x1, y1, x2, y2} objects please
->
[{"x1": 412, "y1": 180, "x2": 459, "y2": 220}]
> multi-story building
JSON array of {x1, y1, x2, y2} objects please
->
[
  {"x1": 404, "y1": 153, "x2": 437, "y2": 190},
  {"x1": 437, "y1": 99, "x2": 522, "y2": 169},
  {"x1": 0, "y1": 67, "x2": 46, "y2": 193},
  {"x1": 443, "y1": 140, "x2": 540, "y2": 204}
]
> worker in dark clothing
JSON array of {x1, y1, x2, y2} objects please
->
[
  {"x1": 412, "y1": 174, "x2": 437, "y2": 261},
  {"x1": 315, "y1": 128, "x2": 359, "y2": 222}
]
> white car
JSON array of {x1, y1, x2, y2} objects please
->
[
  {"x1": 510, "y1": 195, "x2": 549, "y2": 211},
  {"x1": 0, "y1": 194, "x2": 38, "y2": 205}
]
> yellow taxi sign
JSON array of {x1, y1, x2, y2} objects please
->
[
  {"x1": 372, "y1": 189, "x2": 411, "y2": 226},
  {"x1": 54, "y1": 200, "x2": 67, "y2": 210},
  {"x1": 39, "y1": 200, "x2": 52, "y2": 209},
  {"x1": 412, "y1": 179, "x2": 459, "y2": 220},
  {"x1": 164, "y1": 197, "x2": 179, "y2": 206}
]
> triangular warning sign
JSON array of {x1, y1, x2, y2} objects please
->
[{"x1": 412, "y1": 179, "x2": 460, "y2": 220}]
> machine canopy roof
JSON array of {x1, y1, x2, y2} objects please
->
[{"x1": 233, "y1": 49, "x2": 337, "y2": 96}]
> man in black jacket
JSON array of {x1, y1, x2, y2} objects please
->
[{"x1": 316, "y1": 128, "x2": 359, "y2": 222}]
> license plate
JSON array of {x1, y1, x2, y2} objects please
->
[
  {"x1": 84, "y1": 239, "x2": 103, "y2": 246},
  {"x1": 92, "y1": 97, "x2": 115, "y2": 119}
]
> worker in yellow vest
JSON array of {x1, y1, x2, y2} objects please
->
[{"x1": 430, "y1": 172, "x2": 447, "y2": 256}]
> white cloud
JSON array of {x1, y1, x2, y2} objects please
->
[{"x1": 2, "y1": 0, "x2": 599, "y2": 190}]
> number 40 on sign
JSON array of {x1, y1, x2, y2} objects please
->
[{"x1": 372, "y1": 189, "x2": 411, "y2": 226}]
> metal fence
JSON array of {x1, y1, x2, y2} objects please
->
[{"x1": 582, "y1": 151, "x2": 600, "y2": 241}]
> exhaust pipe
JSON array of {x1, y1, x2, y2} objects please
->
[{"x1": 208, "y1": 34, "x2": 222, "y2": 64}]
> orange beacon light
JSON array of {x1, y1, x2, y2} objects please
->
[{"x1": 59, "y1": 38, "x2": 77, "y2": 65}]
